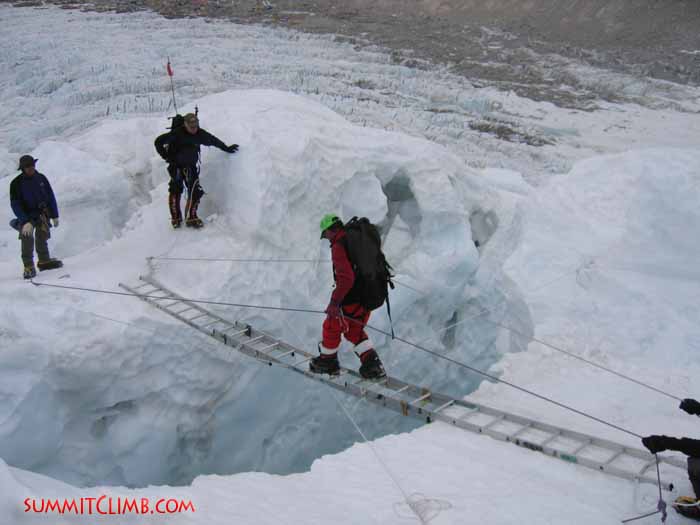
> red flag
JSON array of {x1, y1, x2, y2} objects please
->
[{"x1": 166, "y1": 61, "x2": 173, "y2": 77}]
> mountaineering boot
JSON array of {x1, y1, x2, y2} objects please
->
[
  {"x1": 673, "y1": 496, "x2": 700, "y2": 520},
  {"x1": 185, "y1": 217, "x2": 204, "y2": 228},
  {"x1": 169, "y1": 192, "x2": 182, "y2": 228},
  {"x1": 37, "y1": 259, "x2": 63, "y2": 271},
  {"x1": 185, "y1": 190, "x2": 203, "y2": 228},
  {"x1": 309, "y1": 354, "x2": 340, "y2": 375},
  {"x1": 359, "y1": 349, "x2": 386, "y2": 380},
  {"x1": 310, "y1": 345, "x2": 340, "y2": 376},
  {"x1": 23, "y1": 265, "x2": 36, "y2": 279}
]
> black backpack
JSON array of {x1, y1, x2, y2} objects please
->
[
  {"x1": 170, "y1": 114, "x2": 185, "y2": 130},
  {"x1": 343, "y1": 217, "x2": 394, "y2": 312}
]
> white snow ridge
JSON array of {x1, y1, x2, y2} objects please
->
[{"x1": 2, "y1": 5, "x2": 700, "y2": 525}]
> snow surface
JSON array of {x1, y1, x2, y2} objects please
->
[
  {"x1": 0, "y1": 88, "x2": 502, "y2": 487},
  {"x1": 1, "y1": 4, "x2": 700, "y2": 524},
  {"x1": 0, "y1": 423, "x2": 653, "y2": 525},
  {"x1": 469, "y1": 149, "x2": 700, "y2": 460}
]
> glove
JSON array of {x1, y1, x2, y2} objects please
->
[
  {"x1": 52, "y1": 218, "x2": 59, "y2": 227},
  {"x1": 325, "y1": 302, "x2": 342, "y2": 320},
  {"x1": 21, "y1": 222, "x2": 34, "y2": 238},
  {"x1": 642, "y1": 435, "x2": 672, "y2": 454},
  {"x1": 680, "y1": 399, "x2": 700, "y2": 416},
  {"x1": 225, "y1": 144, "x2": 239, "y2": 154}
]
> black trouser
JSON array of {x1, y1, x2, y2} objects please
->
[
  {"x1": 168, "y1": 164, "x2": 204, "y2": 221},
  {"x1": 20, "y1": 222, "x2": 50, "y2": 267},
  {"x1": 688, "y1": 457, "x2": 700, "y2": 498}
]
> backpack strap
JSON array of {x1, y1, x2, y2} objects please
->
[
  {"x1": 386, "y1": 269, "x2": 395, "y2": 338},
  {"x1": 386, "y1": 290, "x2": 395, "y2": 339}
]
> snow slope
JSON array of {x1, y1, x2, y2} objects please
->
[
  {"x1": 2, "y1": 91, "x2": 698, "y2": 523},
  {"x1": 1, "y1": 4, "x2": 700, "y2": 524},
  {"x1": 0, "y1": 423, "x2": 651, "y2": 525},
  {"x1": 1, "y1": 88, "x2": 515, "y2": 487},
  {"x1": 470, "y1": 149, "x2": 700, "y2": 452}
]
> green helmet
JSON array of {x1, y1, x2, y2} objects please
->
[{"x1": 319, "y1": 213, "x2": 341, "y2": 238}]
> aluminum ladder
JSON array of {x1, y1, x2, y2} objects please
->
[{"x1": 119, "y1": 275, "x2": 686, "y2": 491}]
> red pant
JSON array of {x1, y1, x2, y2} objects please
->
[{"x1": 321, "y1": 303, "x2": 371, "y2": 352}]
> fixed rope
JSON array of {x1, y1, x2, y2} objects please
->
[
  {"x1": 148, "y1": 256, "x2": 330, "y2": 263},
  {"x1": 31, "y1": 280, "x2": 323, "y2": 314},
  {"x1": 148, "y1": 254, "x2": 682, "y2": 401},
  {"x1": 31, "y1": 279, "x2": 645, "y2": 440},
  {"x1": 481, "y1": 318, "x2": 681, "y2": 401},
  {"x1": 621, "y1": 455, "x2": 667, "y2": 524},
  {"x1": 396, "y1": 279, "x2": 682, "y2": 402}
]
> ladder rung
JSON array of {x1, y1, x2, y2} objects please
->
[
  {"x1": 158, "y1": 300, "x2": 180, "y2": 307},
  {"x1": 411, "y1": 392, "x2": 432, "y2": 405},
  {"x1": 247, "y1": 336, "x2": 266, "y2": 346},
  {"x1": 540, "y1": 431, "x2": 561, "y2": 447},
  {"x1": 637, "y1": 460, "x2": 656, "y2": 476},
  {"x1": 223, "y1": 327, "x2": 252, "y2": 337},
  {"x1": 482, "y1": 415, "x2": 505, "y2": 430},
  {"x1": 150, "y1": 293, "x2": 173, "y2": 300},
  {"x1": 603, "y1": 449, "x2": 625, "y2": 466},
  {"x1": 433, "y1": 400, "x2": 454, "y2": 413},
  {"x1": 571, "y1": 440, "x2": 591, "y2": 455},
  {"x1": 511, "y1": 423, "x2": 532, "y2": 439},
  {"x1": 188, "y1": 313, "x2": 209, "y2": 322},
  {"x1": 171, "y1": 306, "x2": 193, "y2": 314},
  {"x1": 393, "y1": 385, "x2": 411, "y2": 395},
  {"x1": 292, "y1": 356, "x2": 314, "y2": 367},
  {"x1": 202, "y1": 319, "x2": 227, "y2": 329},
  {"x1": 133, "y1": 282, "x2": 153, "y2": 290},
  {"x1": 276, "y1": 349, "x2": 296, "y2": 359},
  {"x1": 151, "y1": 294, "x2": 176, "y2": 301},
  {"x1": 458, "y1": 408, "x2": 480, "y2": 421},
  {"x1": 257, "y1": 342, "x2": 279, "y2": 353}
]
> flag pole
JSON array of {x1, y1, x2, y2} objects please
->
[{"x1": 167, "y1": 57, "x2": 178, "y2": 114}]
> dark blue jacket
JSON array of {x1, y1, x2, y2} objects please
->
[
  {"x1": 154, "y1": 127, "x2": 229, "y2": 167},
  {"x1": 9, "y1": 172, "x2": 59, "y2": 226}
]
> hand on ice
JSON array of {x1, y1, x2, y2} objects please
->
[
  {"x1": 52, "y1": 218, "x2": 59, "y2": 227},
  {"x1": 21, "y1": 222, "x2": 34, "y2": 238},
  {"x1": 680, "y1": 399, "x2": 700, "y2": 416},
  {"x1": 225, "y1": 144, "x2": 239, "y2": 154}
]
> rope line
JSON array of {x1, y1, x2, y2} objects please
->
[
  {"x1": 30, "y1": 280, "x2": 324, "y2": 314},
  {"x1": 251, "y1": 319, "x2": 428, "y2": 524},
  {"x1": 621, "y1": 509, "x2": 662, "y2": 524},
  {"x1": 145, "y1": 253, "x2": 689, "y2": 402},
  {"x1": 149, "y1": 256, "x2": 330, "y2": 263},
  {"x1": 396, "y1": 271, "x2": 681, "y2": 402},
  {"x1": 362, "y1": 323, "x2": 643, "y2": 439},
  {"x1": 329, "y1": 388, "x2": 426, "y2": 524},
  {"x1": 480, "y1": 318, "x2": 682, "y2": 402},
  {"x1": 282, "y1": 320, "x2": 445, "y2": 524},
  {"x1": 620, "y1": 455, "x2": 667, "y2": 524},
  {"x1": 656, "y1": 457, "x2": 668, "y2": 523},
  {"x1": 31, "y1": 279, "x2": 644, "y2": 439},
  {"x1": 150, "y1": 256, "x2": 427, "y2": 295}
]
